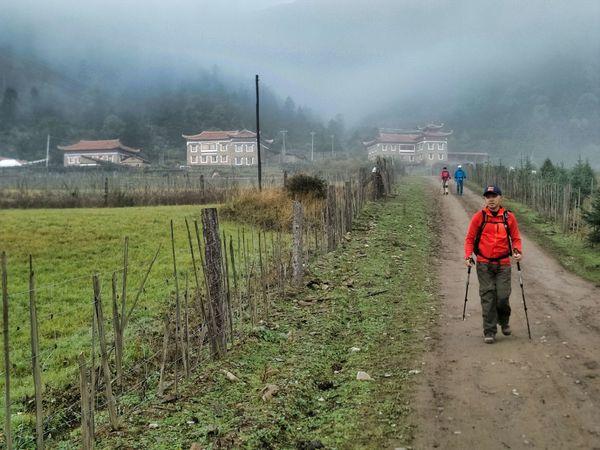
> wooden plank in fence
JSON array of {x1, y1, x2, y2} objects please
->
[
  {"x1": 326, "y1": 185, "x2": 336, "y2": 252},
  {"x1": 202, "y1": 208, "x2": 227, "y2": 359},
  {"x1": 29, "y1": 256, "x2": 44, "y2": 450},
  {"x1": 93, "y1": 275, "x2": 120, "y2": 430},
  {"x1": 292, "y1": 201, "x2": 304, "y2": 286},
  {"x1": 2, "y1": 252, "x2": 12, "y2": 450}
]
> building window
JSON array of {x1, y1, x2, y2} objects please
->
[
  {"x1": 438, "y1": 154, "x2": 444, "y2": 160},
  {"x1": 428, "y1": 153, "x2": 434, "y2": 160},
  {"x1": 382, "y1": 145, "x2": 388, "y2": 151},
  {"x1": 209, "y1": 143, "x2": 216, "y2": 151},
  {"x1": 428, "y1": 143, "x2": 434, "y2": 150},
  {"x1": 190, "y1": 144, "x2": 198, "y2": 153},
  {"x1": 235, "y1": 144, "x2": 243, "y2": 152},
  {"x1": 211, "y1": 155, "x2": 218, "y2": 163},
  {"x1": 438, "y1": 142, "x2": 444, "y2": 150},
  {"x1": 235, "y1": 157, "x2": 244, "y2": 165},
  {"x1": 400, "y1": 144, "x2": 414, "y2": 150},
  {"x1": 201, "y1": 155, "x2": 208, "y2": 163},
  {"x1": 68, "y1": 156, "x2": 79, "y2": 164},
  {"x1": 220, "y1": 143, "x2": 227, "y2": 152},
  {"x1": 221, "y1": 155, "x2": 228, "y2": 163},
  {"x1": 410, "y1": 155, "x2": 415, "y2": 161},
  {"x1": 191, "y1": 155, "x2": 198, "y2": 164},
  {"x1": 246, "y1": 157, "x2": 254, "y2": 165},
  {"x1": 246, "y1": 144, "x2": 254, "y2": 152},
  {"x1": 202, "y1": 144, "x2": 209, "y2": 151}
]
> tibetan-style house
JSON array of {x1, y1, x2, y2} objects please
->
[
  {"x1": 58, "y1": 139, "x2": 148, "y2": 167},
  {"x1": 183, "y1": 129, "x2": 273, "y2": 167},
  {"x1": 364, "y1": 123, "x2": 452, "y2": 164}
]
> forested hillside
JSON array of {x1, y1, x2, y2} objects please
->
[
  {"x1": 0, "y1": 47, "x2": 344, "y2": 164},
  {"x1": 366, "y1": 55, "x2": 600, "y2": 166}
]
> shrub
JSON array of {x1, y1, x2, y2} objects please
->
[{"x1": 285, "y1": 173, "x2": 327, "y2": 199}]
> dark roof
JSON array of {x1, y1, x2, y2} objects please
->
[
  {"x1": 58, "y1": 139, "x2": 140, "y2": 153},
  {"x1": 182, "y1": 129, "x2": 257, "y2": 140}
]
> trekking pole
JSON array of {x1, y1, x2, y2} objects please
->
[
  {"x1": 462, "y1": 261, "x2": 472, "y2": 320},
  {"x1": 516, "y1": 262, "x2": 532, "y2": 339}
]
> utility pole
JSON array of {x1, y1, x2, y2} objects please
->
[
  {"x1": 255, "y1": 75, "x2": 262, "y2": 191},
  {"x1": 331, "y1": 134, "x2": 335, "y2": 157},
  {"x1": 310, "y1": 131, "x2": 315, "y2": 162},
  {"x1": 45, "y1": 134, "x2": 50, "y2": 168}
]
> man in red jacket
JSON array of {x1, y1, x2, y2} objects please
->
[{"x1": 464, "y1": 185, "x2": 523, "y2": 343}]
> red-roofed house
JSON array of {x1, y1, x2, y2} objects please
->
[
  {"x1": 58, "y1": 139, "x2": 148, "y2": 167},
  {"x1": 183, "y1": 130, "x2": 271, "y2": 167},
  {"x1": 363, "y1": 123, "x2": 452, "y2": 164}
]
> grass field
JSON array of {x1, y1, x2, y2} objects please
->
[{"x1": 0, "y1": 204, "x2": 271, "y2": 424}]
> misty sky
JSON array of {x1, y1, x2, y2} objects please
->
[{"x1": 1, "y1": 0, "x2": 599, "y2": 123}]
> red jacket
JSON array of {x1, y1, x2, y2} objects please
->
[
  {"x1": 440, "y1": 170, "x2": 450, "y2": 180},
  {"x1": 464, "y1": 207, "x2": 522, "y2": 265}
]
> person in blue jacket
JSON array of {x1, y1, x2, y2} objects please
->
[{"x1": 454, "y1": 165, "x2": 466, "y2": 195}]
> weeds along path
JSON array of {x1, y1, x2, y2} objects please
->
[
  {"x1": 92, "y1": 177, "x2": 438, "y2": 449},
  {"x1": 413, "y1": 179, "x2": 600, "y2": 449}
]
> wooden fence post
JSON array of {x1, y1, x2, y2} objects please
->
[
  {"x1": 358, "y1": 167, "x2": 367, "y2": 211},
  {"x1": 202, "y1": 208, "x2": 227, "y2": 359},
  {"x1": 29, "y1": 256, "x2": 44, "y2": 450},
  {"x1": 2, "y1": 252, "x2": 12, "y2": 450},
  {"x1": 344, "y1": 181, "x2": 353, "y2": 233},
  {"x1": 78, "y1": 353, "x2": 92, "y2": 450},
  {"x1": 104, "y1": 177, "x2": 109, "y2": 207},
  {"x1": 326, "y1": 185, "x2": 336, "y2": 252},
  {"x1": 92, "y1": 275, "x2": 120, "y2": 430},
  {"x1": 292, "y1": 201, "x2": 304, "y2": 286},
  {"x1": 170, "y1": 220, "x2": 188, "y2": 378}
]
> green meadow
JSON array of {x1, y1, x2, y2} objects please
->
[{"x1": 0, "y1": 204, "x2": 260, "y2": 414}]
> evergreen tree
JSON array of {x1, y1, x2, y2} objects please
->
[
  {"x1": 540, "y1": 158, "x2": 556, "y2": 179},
  {"x1": 570, "y1": 157, "x2": 596, "y2": 198},
  {"x1": 0, "y1": 87, "x2": 18, "y2": 128},
  {"x1": 583, "y1": 189, "x2": 600, "y2": 244}
]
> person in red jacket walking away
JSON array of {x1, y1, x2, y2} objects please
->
[
  {"x1": 464, "y1": 185, "x2": 523, "y2": 344},
  {"x1": 440, "y1": 167, "x2": 451, "y2": 195}
]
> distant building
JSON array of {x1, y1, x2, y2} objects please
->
[
  {"x1": 0, "y1": 156, "x2": 26, "y2": 167},
  {"x1": 364, "y1": 123, "x2": 452, "y2": 164},
  {"x1": 182, "y1": 130, "x2": 272, "y2": 167},
  {"x1": 58, "y1": 139, "x2": 148, "y2": 167}
]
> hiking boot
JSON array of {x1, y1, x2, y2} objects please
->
[
  {"x1": 501, "y1": 325, "x2": 512, "y2": 336},
  {"x1": 484, "y1": 334, "x2": 495, "y2": 344}
]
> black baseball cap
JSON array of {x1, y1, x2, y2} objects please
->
[{"x1": 483, "y1": 185, "x2": 502, "y2": 196}]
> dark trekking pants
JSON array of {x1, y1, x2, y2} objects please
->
[
  {"x1": 476, "y1": 262, "x2": 512, "y2": 335},
  {"x1": 456, "y1": 179, "x2": 464, "y2": 195}
]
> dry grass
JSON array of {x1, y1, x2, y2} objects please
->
[{"x1": 220, "y1": 187, "x2": 325, "y2": 231}]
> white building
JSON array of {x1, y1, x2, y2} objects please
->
[
  {"x1": 364, "y1": 123, "x2": 452, "y2": 164},
  {"x1": 183, "y1": 129, "x2": 269, "y2": 167}
]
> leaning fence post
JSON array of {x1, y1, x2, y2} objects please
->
[
  {"x1": 93, "y1": 275, "x2": 120, "y2": 430},
  {"x1": 2, "y1": 252, "x2": 12, "y2": 450},
  {"x1": 292, "y1": 201, "x2": 304, "y2": 286},
  {"x1": 202, "y1": 208, "x2": 227, "y2": 359},
  {"x1": 29, "y1": 256, "x2": 44, "y2": 450}
]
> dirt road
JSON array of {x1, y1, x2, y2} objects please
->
[{"x1": 413, "y1": 180, "x2": 600, "y2": 449}]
